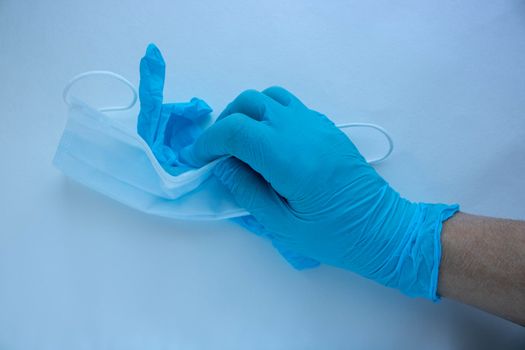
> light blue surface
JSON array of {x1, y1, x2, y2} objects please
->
[{"x1": 1, "y1": 0, "x2": 525, "y2": 349}]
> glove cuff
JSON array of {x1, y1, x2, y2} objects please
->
[{"x1": 377, "y1": 201, "x2": 459, "y2": 301}]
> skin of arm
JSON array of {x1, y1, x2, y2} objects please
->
[{"x1": 438, "y1": 212, "x2": 525, "y2": 325}]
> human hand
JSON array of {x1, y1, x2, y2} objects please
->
[{"x1": 180, "y1": 87, "x2": 458, "y2": 300}]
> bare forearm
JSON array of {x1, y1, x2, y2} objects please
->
[{"x1": 438, "y1": 212, "x2": 525, "y2": 325}]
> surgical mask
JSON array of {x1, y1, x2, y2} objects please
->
[{"x1": 54, "y1": 71, "x2": 394, "y2": 220}]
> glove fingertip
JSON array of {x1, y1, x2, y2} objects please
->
[
  {"x1": 146, "y1": 43, "x2": 163, "y2": 61},
  {"x1": 179, "y1": 144, "x2": 201, "y2": 168}
]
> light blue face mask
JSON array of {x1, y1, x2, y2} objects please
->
[{"x1": 54, "y1": 66, "x2": 394, "y2": 221}]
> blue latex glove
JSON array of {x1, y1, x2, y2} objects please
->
[
  {"x1": 137, "y1": 44, "x2": 316, "y2": 268},
  {"x1": 138, "y1": 43, "x2": 212, "y2": 176},
  {"x1": 180, "y1": 88, "x2": 459, "y2": 300}
]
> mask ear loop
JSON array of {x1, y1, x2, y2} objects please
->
[
  {"x1": 63, "y1": 70, "x2": 138, "y2": 112},
  {"x1": 62, "y1": 72, "x2": 393, "y2": 163},
  {"x1": 335, "y1": 122, "x2": 394, "y2": 164}
]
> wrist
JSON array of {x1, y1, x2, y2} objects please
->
[
  {"x1": 341, "y1": 186, "x2": 459, "y2": 300},
  {"x1": 380, "y1": 200, "x2": 459, "y2": 300}
]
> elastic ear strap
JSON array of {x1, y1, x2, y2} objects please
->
[
  {"x1": 336, "y1": 122, "x2": 394, "y2": 164},
  {"x1": 63, "y1": 70, "x2": 138, "y2": 112}
]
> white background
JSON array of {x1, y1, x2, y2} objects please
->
[{"x1": 1, "y1": 0, "x2": 525, "y2": 349}]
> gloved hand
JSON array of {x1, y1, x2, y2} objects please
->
[{"x1": 180, "y1": 87, "x2": 459, "y2": 300}]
